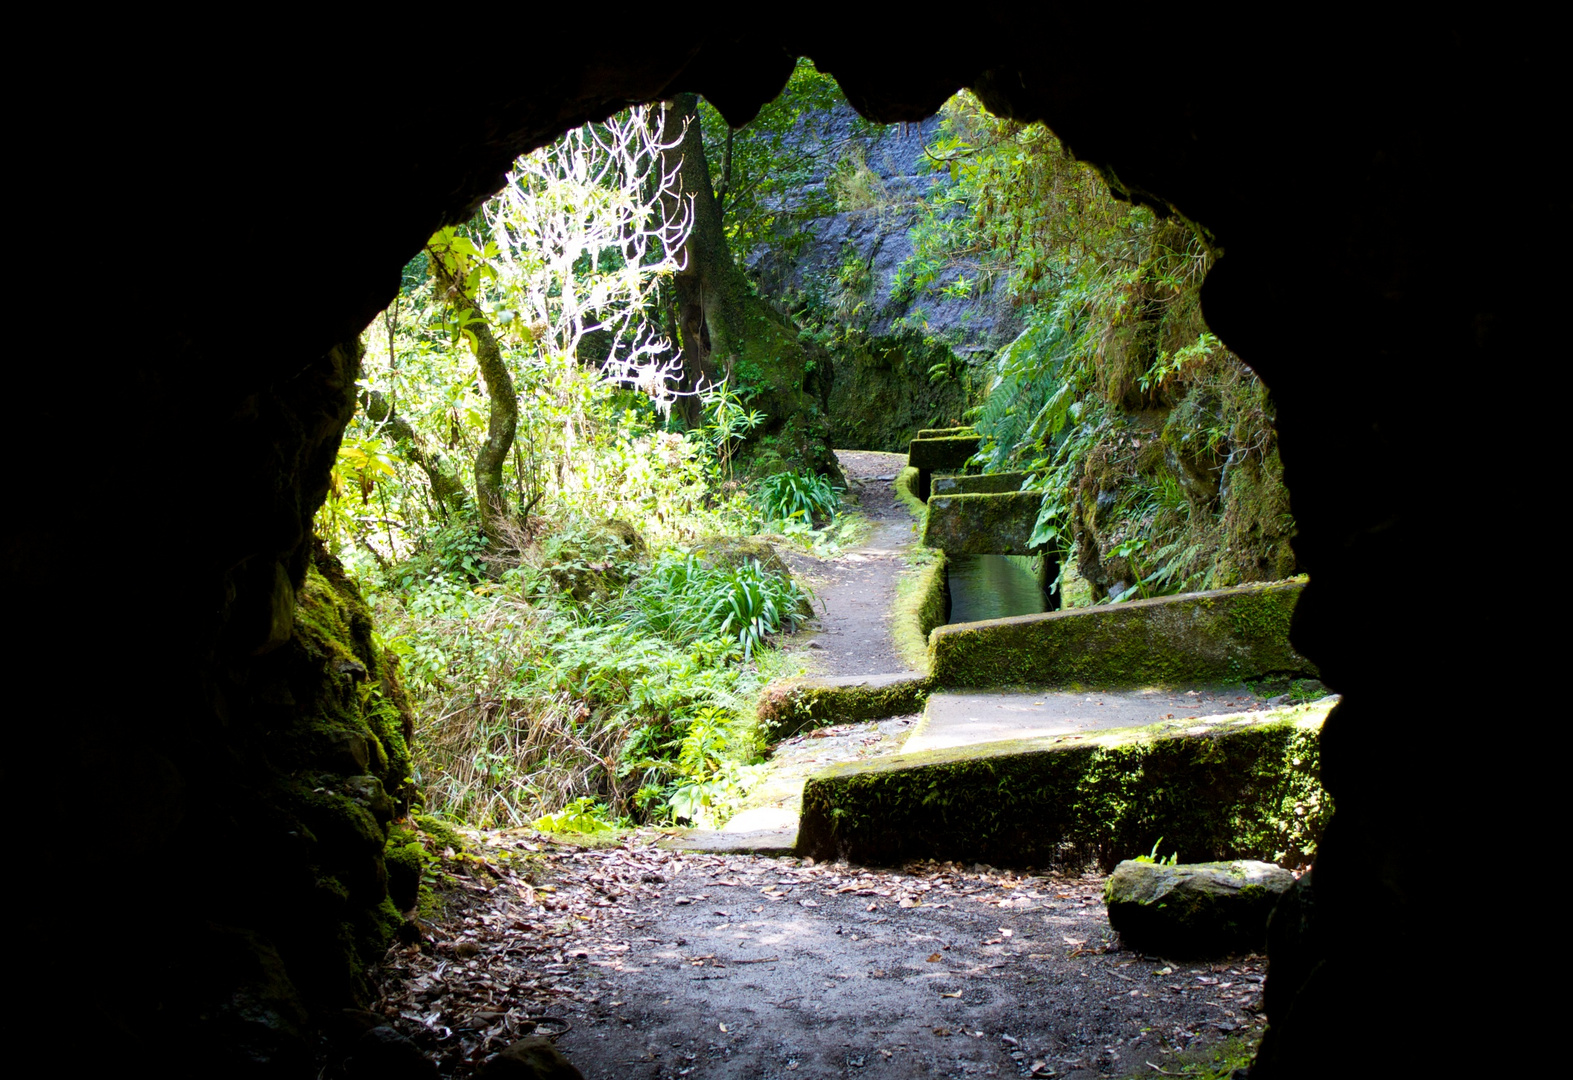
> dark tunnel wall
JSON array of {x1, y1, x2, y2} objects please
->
[{"x1": 5, "y1": 21, "x2": 1554, "y2": 1075}]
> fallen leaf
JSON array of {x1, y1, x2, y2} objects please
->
[
  {"x1": 799, "y1": 899, "x2": 819, "y2": 908},
  {"x1": 940, "y1": 990, "x2": 962, "y2": 998},
  {"x1": 927, "y1": 953, "x2": 942, "y2": 962},
  {"x1": 932, "y1": 1027, "x2": 952, "y2": 1037},
  {"x1": 719, "y1": 1022, "x2": 727, "y2": 1032}
]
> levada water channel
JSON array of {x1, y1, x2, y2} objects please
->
[{"x1": 945, "y1": 553, "x2": 1055, "y2": 624}]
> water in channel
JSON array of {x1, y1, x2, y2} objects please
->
[{"x1": 946, "y1": 553, "x2": 1050, "y2": 624}]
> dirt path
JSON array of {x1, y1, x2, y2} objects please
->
[
  {"x1": 372, "y1": 838, "x2": 1265, "y2": 1079},
  {"x1": 777, "y1": 451, "x2": 916, "y2": 679}
]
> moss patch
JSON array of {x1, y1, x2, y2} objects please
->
[
  {"x1": 922, "y1": 491, "x2": 1043, "y2": 555},
  {"x1": 895, "y1": 466, "x2": 927, "y2": 519},
  {"x1": 757, "y1": 674, "x2": 933, "y2": 738},
  {"x1": 797, "y1": 702, "x2": 1331, "y2": 869},
  {"x1": 239, "y1": 543, "x2": 421, "y2": 1014},
  {"x1": 928, "y1": 579, "x2": 1313, "y2": 689},
  {"x1": 893, "y1": 547, "x2": 948, "y2": 671}
]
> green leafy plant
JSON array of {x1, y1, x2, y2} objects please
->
[
  {"x1": 1133, "y1": 837, "x2": 1179, "y2": 866},
  {"x1": 532, "y1": 796, "x2": 616, "y2": 834},
  {"x1": 754, "y1": 469, "x2": 842, "y2": 524},
  {"x1": 701, "y1": 379, "x2": 764, "y2": 481}
]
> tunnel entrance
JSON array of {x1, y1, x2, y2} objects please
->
[{"x1": 28, "y1": 25, "x2": 1545, "y2": 1080}]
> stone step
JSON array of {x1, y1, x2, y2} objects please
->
[{"x1": 658, "y1": 807, "x2": 799, "y2": 855}]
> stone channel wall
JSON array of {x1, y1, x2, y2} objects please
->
[{"x1": 928, "y1": 579, "x2": 1313, "y2": 688}]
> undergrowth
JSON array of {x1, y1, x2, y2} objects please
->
[{"x1": 352, "y1": 504, "x2": 821, "y2": 833}]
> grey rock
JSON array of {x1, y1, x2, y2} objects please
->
[{"x1": 1104, "y1": 859, "x2": 1295, "y2": 957}]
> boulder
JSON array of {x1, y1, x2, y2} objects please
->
[{"x1": 1104, "y1": 859, "x2": 1295, "y2": 957}]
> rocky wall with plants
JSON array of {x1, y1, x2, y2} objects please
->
[
  {"x1": 890, "y1": 94, "x2": 1298, "y2": 608},
  {"x1": 724, "y1": 74, "x2": 1020, "y2": 452}
]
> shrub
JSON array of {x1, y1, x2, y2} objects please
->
[{"x1": 755, "y1": 469, "x2": 842, "y2": 525}]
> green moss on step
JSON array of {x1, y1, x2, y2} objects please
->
[
  {"x1": 895, "y1": 467, "x2": 927, "y2": 519},
  {"x1": 893, "y1": 548, "x2": 948, "y2": 672},
  {"x1": 757, "y1": 674, "x2": 932, "y2": 738},
  {"x1": 927, "y1": 579, "x2": 1314, "y2": 689},
  {"x1": 796, "y1": 702, "x2": 1332, "y2": 869},
  {"x1": 931, "y1": 472, "x2": 1029, "y2": 496}
]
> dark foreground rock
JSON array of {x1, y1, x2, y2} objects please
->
[{"x1": 1104, "y1": 859, "x2": 1295, "y2": 957}]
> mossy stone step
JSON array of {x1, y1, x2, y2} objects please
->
[{"x1": 795, "y1": 702, "x2": 1331, "y2": 869}]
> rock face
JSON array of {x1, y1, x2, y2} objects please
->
[
  {"x1": 746, "y1": 105, "x2": 1023, "y2": 451},
  {"x1": 1104, "y1": 860, "x2": 1295, "y2": 957}
]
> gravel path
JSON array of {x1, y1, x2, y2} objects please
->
[
  {"x1": 372, "y1": 838, "x2": 1268, "y2": 1079},
  {"x1": 777, "y1": 451, "x2": 917, "y2": 679}
]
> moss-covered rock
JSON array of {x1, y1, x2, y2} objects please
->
[
  {"x1": 922, "y1": 491, "x2": 1043, "y2": 555},
  {"x1": 932, "y1": 472, "x2": 1029, "y2": 496},
  {"x1": 1103, "y1": 859, "x2": 1295, "y2": 957},
  {"x1": 927, "y1": 579, "x2": 1313, "y2": 689},
  {"x1": 825, "y1": 338, "x2": 975, "y2": 452},
  {"x1": 224, "y1": 543, "x2": 420, "y2": 1023},
  {"x1": 796, "y1": 703, "x2": 1330, "y2": 869}
]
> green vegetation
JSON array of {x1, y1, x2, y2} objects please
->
[
  {"x1": 755, "y1": 468, "x2": 843, "y2": 525},
  {"x1": 313, "y1": 106, "x2": 856, "y2": 834},
  {"x1": 898, "y1": 94, "x2": 1297, "y2": 602}
]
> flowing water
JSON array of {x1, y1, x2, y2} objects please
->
[{"x1": 946, "y1": 553, "x2": 1049, "y2": 623}]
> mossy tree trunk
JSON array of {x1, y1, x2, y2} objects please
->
[
  {"x1": 360, "y1": 390, "x2": 471, "y2": 516},
  {"x1": 659, "y1": 93, "x2": 751, "y2": 428},
  {"x1": 429, "y1": 253, "x2": 518, "y2": 536}
]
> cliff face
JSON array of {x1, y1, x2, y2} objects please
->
[
  {"x1": 744, "y1": 104, "x2": 1022, "y2": 450},
  {"x1": 10, "y1": 23, "x2": 1551, "y2": 1077}
]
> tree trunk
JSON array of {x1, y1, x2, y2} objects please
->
[
  {"x1": 429, "y1": 254, "x2": 518, "y2": 536},
  {"x1": 659, "y1": 93, "x2": 751, "y2": 428},
  {"x1": 360, "y1": 390, "x2": 471, "y2": 515}
]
